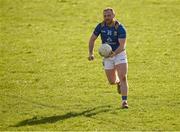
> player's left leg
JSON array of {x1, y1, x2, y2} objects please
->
[
  {"x1": 114, "y1": 51, "x2": 129, "y2": 108},
  {"x1": 115, "y1": 63, "x2": 129, "y2": 108}
]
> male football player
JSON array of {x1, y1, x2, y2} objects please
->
[{"x1": 88, "y1": 7, "x2": 129, "y2": 108}]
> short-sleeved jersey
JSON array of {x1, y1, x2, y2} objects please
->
[{"x1": 93, "y1": 21, "x2": 126, "y2": 51}]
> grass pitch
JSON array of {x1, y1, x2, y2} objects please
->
[{"x1": 0, "y1": 0, "x2": 180, "y2": 130}]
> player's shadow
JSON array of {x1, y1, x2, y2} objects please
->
[{"x1": 13, "y1": 105, "x2": 118, "y2": 127}]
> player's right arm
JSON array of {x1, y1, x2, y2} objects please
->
[
  {"x1": 88, "y1": 23, "x2": 101, "y2": 61},
  {"x1": 88, "y1": 34, "x2": 98, "y2": 61}
]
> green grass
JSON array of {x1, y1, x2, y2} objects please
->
[{"x1": 0, "y1": 0, "x2": 180, "y2": 130}]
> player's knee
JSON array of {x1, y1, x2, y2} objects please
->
[
  {"x1": 120, "y1": 74, "x2": 127, "y2": 82},
  {"x1": 108, "y1": 80, "x2": 116, "y2": 85}
]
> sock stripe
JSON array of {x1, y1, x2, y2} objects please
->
[{"x1": 122, "y1": 96, "x2": 127, "y2": 100}]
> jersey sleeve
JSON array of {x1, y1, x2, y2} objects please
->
[
  {"x1": 93, "y1": 23, "x2": 101, "y2": 37},
  {"x1": 117, "y1": 25, "x2": 126, "y2": 39}
]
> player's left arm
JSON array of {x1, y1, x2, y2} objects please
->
[
  {"x1": 114, "y1": 38, "x2": 126, "y2": 55},
  {"x1": 111, "y1": 24, "x2": 127, "y2": 56}
]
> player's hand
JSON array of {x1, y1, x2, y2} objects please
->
[
  {"x1": 106, "y1": 51, "x2": 115, "y2": 58},
  {"x1": 88, "y1": 54, "x2": 94, "y2": 61}
]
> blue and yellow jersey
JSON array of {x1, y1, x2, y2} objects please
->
[{"x1": 93, "y1": 21, "x2": 126, "y2": 51}]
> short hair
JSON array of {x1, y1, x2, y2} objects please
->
[{"x1": 103, "y1": 7, "x2": 115, "y2": 15}]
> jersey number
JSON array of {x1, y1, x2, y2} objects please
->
[{"x1": 107, "y1": 30, "x2": 112, "y2": 36}]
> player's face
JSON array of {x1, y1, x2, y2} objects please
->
[{"x1": 103, "y1": 10, "x2": 114, "y2": 24}]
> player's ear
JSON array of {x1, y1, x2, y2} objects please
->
[{"x1": 112, "y1": 13, "x2": 115, "y2": 18}]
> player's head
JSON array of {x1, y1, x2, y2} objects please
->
[{"x1": 103, "y1": 7, "x2": 115, "y2": 24}]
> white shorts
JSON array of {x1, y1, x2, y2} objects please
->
[{"x1": 103, "y1": 51, "x2": 128, "y2": 70}]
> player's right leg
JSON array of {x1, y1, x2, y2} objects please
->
[
  {"x1": 105, "y1": 69, "x2": 121, "y2": 94},
  {"x1": 103, "y1": 58, "x2": 121, "y2": 93}
]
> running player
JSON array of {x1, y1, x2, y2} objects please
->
[{"x1": 88, "y1": 7, "x2": 129, "y2": 108}]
